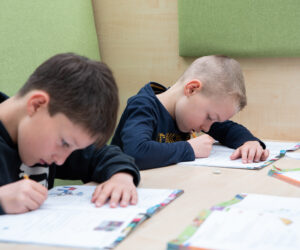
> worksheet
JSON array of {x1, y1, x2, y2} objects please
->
[
  {"x1": 183, "y1": 208, "x2": 300, "y2": 250},
  {"x1": 0, "y1": 185, "x2": 183, "y2": 249},
  {"x1": 286, "y1": 152, "x2": 300, "y2": 160},
  {"x1": 178, "y1": 141, "x2": 299, "y2": 169},
  {"x1": 168, "y1": 193, "x2": 300, "y2": 250}
]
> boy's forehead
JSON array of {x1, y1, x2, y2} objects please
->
[
  {"x1": 52, "y1": 113, "x2": 96, "y2": 146},
  {"x1": 70, "y1": 129, "x2": 96, "y2": 148},
  {"x1": 209, "y1": 96, "x2": 238, "y2": 120},
  {"x1": 209, "y1": 94, "x2": 238, "y2": 106}
]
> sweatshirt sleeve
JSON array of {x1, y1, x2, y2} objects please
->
[
  {"x1": 0, "y1": 204, "x2": 5, "y2": 215},
  {"x1": 55, "y1": 144, "x2": 140, "y2": 186},
  {"x1": 207, "y1": 120, "x2": 265, "y2": 149},
  {"x1": 116, "y1": 98, "x2": 195, "y2": 170}
]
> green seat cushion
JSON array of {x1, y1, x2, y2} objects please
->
[
  {"x1": 0, "y1": 0, "x2": 100, "y2": 96},
  {"x1": 178, "y1": 0, "x2": 300, "y2": 57}
]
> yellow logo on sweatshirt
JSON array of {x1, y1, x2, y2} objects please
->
[{"x1": 156, "y1": 133, "x2": 189, "y2": 143}]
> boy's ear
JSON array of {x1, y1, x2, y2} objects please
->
[
  {"x1": 26, "y1": 91, "x2": 50, "y2": 116},
  {"x1": 184, "y1": 79, "x2": 203, "y2": 96}
]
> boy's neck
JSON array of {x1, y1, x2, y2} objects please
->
[
  {"x1": 0, "y1": 96, "x2": 24, "y2": 143},
  {"x1": 156, "y1": 84, "x2": 181, "y2": 119}
]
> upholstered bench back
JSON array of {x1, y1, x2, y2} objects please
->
[
  {"x1": 178, "y1": 0, "x2": 300, "y2": 57},
  {"x1": 0, "y1": 0, "x2": 100, "y2": 95}
]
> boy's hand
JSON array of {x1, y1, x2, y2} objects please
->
[
  {"x1": 0, "y1": 179, "x2": 48, "y2": 214},
  {"x1": 188, "y1": 134, "x2": 214, "y2": 158},
  {"x1": 230, "y1": 141, "x2": 269, "y2": 163},
  {"x1": 91, "y1": 172, "x2": 138, "y2": 208}
]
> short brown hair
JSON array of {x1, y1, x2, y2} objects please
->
[
  {"x1": 178, "y1": 55, "x2": 247, "y2": 110},
  {"x1": 18, "y1": 53, "x2": 119, "y2": 147}
]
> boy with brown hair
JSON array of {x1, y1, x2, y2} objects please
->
[
  {"x1": 0, "y1": 53, "x2": 140, "y2": 215},
  {"x1": 112, "y1": 55, "x2": 269, "y2": 170}
]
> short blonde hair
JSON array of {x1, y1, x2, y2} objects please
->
[{"x1": 178, "y1": 55, "x2": 246, "y2": 110}]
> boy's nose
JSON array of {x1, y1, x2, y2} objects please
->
[
  {"x1": 201, "y1": 122, "x2": 213, "y2": 132},
  {"x1": 54, "y1": 157, "x2": 65, "y2": 166},
  {"x1": 201, "y1": 127, "x2": 209, "y2": 133},
  {"x1": 53, "y1": 151, "x2": 71, "y2": 165}
]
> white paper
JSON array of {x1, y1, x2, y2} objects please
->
[
  {"x1": 43, "y1": 186, "x2": 177, "y2": 212},
  {"x1": 0, "y1": 208, "x2": 139, "y2": 249},
  {"x1": 0, "y1": 185, "x2": 181, "y2": 249},
  {"x1": 184, "y1": 208, "x2": 300, "y2": 250},
  {"x1": 182, "y1": 194, "x2": 300, "y2": 250},
  {"x1": 178, "y1": 141, "x2": 299, "y2": 169},
  {"x1": 286, "y1": 152, "x2": 300, "y2": 160},
  {"x1": 280, "y1": 171, "x2": 300, "y2": 182},
  {"x1": 231, "y1": 193, "x2": 300, "y2": 215}
]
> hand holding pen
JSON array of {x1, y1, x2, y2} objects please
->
[
  {"x1": 188, "y1": 131, "x2": 214, "y2": 158},
  {"x1": 0, "y1": 174, "x2": 48, "y2": 214}
]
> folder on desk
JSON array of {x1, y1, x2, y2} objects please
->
[
  {"x1": 0, "y1": 185, "x2": 183, "y2": 249},
  {"x1": 268, "y1": 165, "x2": 300, "y2": 188},
  {"x1": 168, "y1": 193, "x2": 300, "y2": 250}
]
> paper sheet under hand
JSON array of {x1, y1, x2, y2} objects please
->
[{"x1": 178, "y1": 141, "x2": 299, "y2": 169}]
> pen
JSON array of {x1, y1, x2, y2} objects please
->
[{"x1": 23, "y1": 174, "x2": 29, "y2": 180}]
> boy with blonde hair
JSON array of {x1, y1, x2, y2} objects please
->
[
  {"x1": 112, "y1": 55, "x2": 269, "y2": 170},
  {"x1": 0, "y1": 53, "x2": 140, "y2": 215}
]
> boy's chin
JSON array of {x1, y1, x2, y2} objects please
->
[
  {"x1": 177, "y1": 125, "x2": 188, "y2": 133},
  {"x1": 22, "y1": 159, "x2": 39, "y2": 167},
  {"x1": 22, "y1": 161, "x2": 33, "y2": 167},
  {"x1": 179, "y1": 127, "x2": 190, "y2": 133}
]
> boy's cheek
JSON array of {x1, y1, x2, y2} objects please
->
[
  {"x1": 18, "y1": 148, "x2": 28, "y2": 165},
  {"x1": 18, "y1": 146, "x2": 37, "y2": 166},
  {"x1": 176, "y1": 119, "x2": 190, "y2": 133}
]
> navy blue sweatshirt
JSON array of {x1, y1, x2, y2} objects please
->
[
  {"x1": 0, "y1": 92, "x2": 140, "y2": 215},
  {"x1": 112, "y1": 82, "x2": 265, "y2": 170}
]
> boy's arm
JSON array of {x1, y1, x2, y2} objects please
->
[
  {"x1": 55, "y1": 144, "x2": 140, "y2": 186},
  {"x1": 112, "y1": 98, "x2": 195, "y2": 169},
  {"x1": 0, "y1": 205, "x2": 4, "y2": 215},
  {"x1": 207, "y1": 120, "x2": 265, "y2": 149},
  {"x1": 125, "y1": 139, "x2": 194, "y2": 170},
  {"x1": 56, "y1": 145, "x2": 140, "y2": 208}
]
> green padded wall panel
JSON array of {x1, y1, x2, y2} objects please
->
[
  {"x1": 0, "y1": 0, "x2": 100, "y2": 96},
  {"x1": 178, "y1": 0, "x2": 300, "y2": 57}
]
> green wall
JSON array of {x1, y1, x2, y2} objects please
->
[
  {"x1": 178, "y1": 0, "x2": 300, "y2": 57},
  {"x1": 0, "y1": 0, "x2": 100, "y2": 96}
]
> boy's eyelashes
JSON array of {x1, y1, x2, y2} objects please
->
[
  {"x1": 61, "y1": 139, "x2": 70, "y2": 148},
  {"x1": 206, "y1": 114, "x2": 219, "y2": 122},
  {"x1": 206, "y1": 114, "x2": 213, "y2": 121}
]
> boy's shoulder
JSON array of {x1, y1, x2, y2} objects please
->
[
  {"x1": 0, "y1": 92, "x2": 9, "y2": 103},
  {"x1": 0, "y1": 92, "x2": 13, "y2": 146},
  {"x1": 0, "y1": 121, "x2": 13, "y2": 147},
  {"x1": 140, "y1": 82, "x2": 167, "y2": 95},
  {"x1": 127, "y1": 82, "x2": 167, "y2": 106}
]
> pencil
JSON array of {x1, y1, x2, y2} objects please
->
[
  {"x1": 23, "y1": 174, "x2": 29, "y2": 180},
  {"x1": 191, "y1": 132, "x2": 197, "y2": 138}
]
